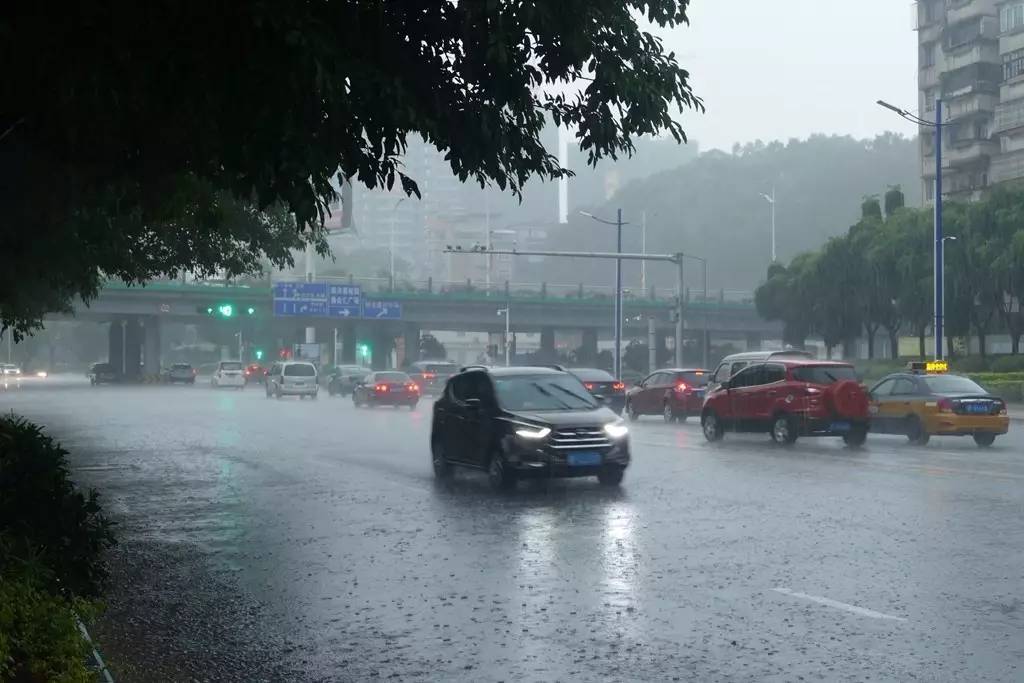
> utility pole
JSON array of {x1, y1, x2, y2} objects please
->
[
  {"x1": 760, "y1": 187, "x2": 777, "y2": 263},
  {"x1": 498, "y1": 307, "x2": 511, "y2": 366},
  {"x1": 934, "y1": 98, "x2": 945, "y2": 359},
  {"x1": 877, "y1": 97, "x2": 945, "y2": 359},
  {"x1": 304, "y1": 243, "x2": 315, "y2": 345},
  {"x1": 580, "y1": 210, "x2": 627, "y2": 379},
  {"x1": 675, "y1": 255, "x2": 685, "y2": 367}
]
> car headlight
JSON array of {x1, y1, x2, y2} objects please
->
[
  {"x1": 515, "y1": 426, "x2": 551, "y2": 440},
  {"x1": 604, "y1": 421, "x2": 629, "y2": 439}
]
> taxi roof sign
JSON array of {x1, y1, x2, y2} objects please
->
[{"x1": 907, "y1": 360, "x2": 949, "y2": 374}]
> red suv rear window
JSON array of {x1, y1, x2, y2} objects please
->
[{"x1": 790, "y1": 365, "x2": 857, "y2": 385}]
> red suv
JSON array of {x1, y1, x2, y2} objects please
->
[
  {"x1": 625, "y1": 369, "x2": 710, "y2": 422},
  {"x1": 700, "y1": 360, "x2": 869, "y2": 446}
]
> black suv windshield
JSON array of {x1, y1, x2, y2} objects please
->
[
  {"x1": 494, "y1": 374, "x2": 598, "y2": 411},
  {"x1": 791, "y1": 365, "x2": 857, "y2": 384}
]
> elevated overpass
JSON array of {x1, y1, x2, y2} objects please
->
[{"x1": 63, "y1": 278, "x2": 779, "y2": 374}]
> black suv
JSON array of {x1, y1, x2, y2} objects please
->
[{"x1": 431, "y1": 367, "x2": 631, "y2": 491}]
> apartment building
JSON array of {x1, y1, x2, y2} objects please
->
[{"x1": 916, "y1": 0, "x2": 1024, "y2": 199}]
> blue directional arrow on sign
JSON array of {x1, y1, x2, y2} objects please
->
[
  {"x1": 362, "y1": 300, "x2": 402, "y2": 320},
  {"x1": 273, "y1": 282, "x2": 328, "y2": 317},
  {"x1": 327, "y1": 284, "x2": 362, "y2": 318}
]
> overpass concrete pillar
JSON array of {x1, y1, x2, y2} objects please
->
[
  {"x1": 341, "y1": 323, "x2": 357, "y2": 364},
  {"x1": 108, "y1": 320, "x2": 125, "y2": 375},
  {"x1": 402, "y1": 324, "x2": 421, "y2": 368},
  {"x1": 580, "y1": 329, "x2": 599, "y2": 366},
  {"x1": 124, "y1": 316, "x2": 143, "y2": 380},
  {"x1": 370, "y1": 325, "x2": 394, "y2": 370},
  {"x1": 538, "y1": 327, "x2": 556, "y2": 363},
  {"x1": 142, "y1": 316, "x2": 161, "y2": 378}
]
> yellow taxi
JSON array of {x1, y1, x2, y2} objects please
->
[{"x1": 867, "y1": 360, "x2": 1009, "y2": 447}]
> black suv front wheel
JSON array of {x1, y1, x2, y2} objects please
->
[
  {"x1": 431, "y1": 438, "x2": 453, "y2": 479},
  {"x1": 597, "y1": 467, "x2": 625, "y2": 486},
  {"x1": 488, "y1": 457, "x2": 517, "y2": 492}
]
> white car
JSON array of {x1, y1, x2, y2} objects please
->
[
  {"x1": 211, "y1": 360, "x2": 246, "y2": 389},
  {"x1": 265, "y1": 361, "x2": 319, "y2": 399},
  {"x1": 2, "y1": 364, "x2": 22, "y2": 376}
]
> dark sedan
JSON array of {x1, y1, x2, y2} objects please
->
[
  {"x1": 327, "y1": 365, "x2": 370, "y2": 396},
  {"x1": 353, "y1": 371, "x2": 420, "y2": 409},
  {"x1": 568, "y1": 368, "x2": 626, "y2": 414}
]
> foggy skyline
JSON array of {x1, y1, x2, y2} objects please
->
[{"x1": 654, "y1": 0, "x2": 918, "y2": 151}]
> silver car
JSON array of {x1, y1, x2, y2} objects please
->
[{"x1": 266, "y1": 361, "x2": 319, "y2": 399}]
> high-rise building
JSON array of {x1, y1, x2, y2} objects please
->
[
  {"x1": 916, "y1": 0, "x2": 1000, "y2": 202},
  {"x1": 915, "y1": 0, "x2": 1024, "y2": 200}
]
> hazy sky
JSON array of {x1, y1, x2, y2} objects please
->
[{"x1": 652, "y1": 0, "x2": 918, "y2": 151}]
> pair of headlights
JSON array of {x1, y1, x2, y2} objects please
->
[{"x1": 514, "y1": 421, "x2": 628, "y2": 440}]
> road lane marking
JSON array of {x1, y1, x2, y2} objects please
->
[{"x1": 771, "y1": 587, "x2": 907, "y2": 622}]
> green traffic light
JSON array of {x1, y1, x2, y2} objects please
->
[
  {"x1": 206, "y1": 306, "x2": 214, "y2": 315},
  {"x1": 246, "y1": 306, "x2": 256, "y2": 315},
  {"x1": 254, "y1": 349, "x2": 264, "y2": 360},
  {"x1": 217, "y1": 303, "x2": 234, "y2": 318},
  {"x1": 357, "y1": 344, "x2": 370, "y2": 358}
]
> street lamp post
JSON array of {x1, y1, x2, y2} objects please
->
[
  {"x1": 878, "y1": 97, "x2": 944, "y2": 358},
  {"x1": 497, "y1": 307, "x2": 511, "y2": 366},
  {"x1": 679, "y1": 253, "x2": 710, "y2": 369},
  {"x1": 759, "y1": 188, "x2": 777, "y2": 263},
  {"x1": 580, "y1": 210, "x2": 627, "y2": 379}
]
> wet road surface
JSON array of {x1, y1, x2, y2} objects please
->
[{"x1": 2, "y1": 377, "x2": 1023, "y2": 681}]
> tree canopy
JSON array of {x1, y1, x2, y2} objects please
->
[
  {"x1": 1, "y1": 1, "x2": 701, "y2": 335},
  {"x1": 755, "y1": 185, "x2": 1024, "y2": 358}
]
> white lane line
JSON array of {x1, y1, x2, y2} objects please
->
[{"x1": 772, "y1": 587, "x2": 907, "y2": 622}]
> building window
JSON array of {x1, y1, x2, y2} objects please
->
[
  {"x1": 1002, "y1": 3, "x2": 1024, "y2": 33},
  {"x1": 925, "y1": 184, "x2": 935, "y2": 202},
  {"x1": 1005, "y1": 48, "x2": 1024, "y2": 81},
  {"x1": 921, "y1": 42, "x2": 937, "y2": 68},
  {"x1": 947, "y1": 18, "x2": 982, "y2": 50}
]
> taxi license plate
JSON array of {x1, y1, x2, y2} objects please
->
[
  {"x1": 829, "y1": 421, "x2": 851, "y2": 432},
  {"x1": 965, "y1": 403, "x2": 989, "y2": 414},
  {"x1": 567, "y1": 451, "x2": 602, "y2": 467}
]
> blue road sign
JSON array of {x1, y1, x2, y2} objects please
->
[
  {"x1": 363, "y1": 300, "x2": 402, "y2": 320},
  {"x1": 327, "y1": 284, "x2": 362, "y2": 319},
  {"x1": 273, "y1": 300, "x2": 327, "y2": 317},
  {"x1": 273, "y1": 281, "x2": 328, "y2": 317},
  {"x1": 272, "y1": 281, "x2": 327, "y2": 301}
]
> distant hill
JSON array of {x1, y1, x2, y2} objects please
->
[{"x1": 541, "y1": 133, "x2": 920, "y2": 292}]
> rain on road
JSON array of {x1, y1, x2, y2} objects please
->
[{"x1": 2, "y1": 378, "x2": 1021, "y2": 682}]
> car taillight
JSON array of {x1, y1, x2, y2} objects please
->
[
  {"x1": 192, "y1": 368, "x2": 197, "y2": 375},
  {"x1": 423, "y1": 372, "x2": 436, "y2": 379},
  {"x1": 938, "y1": 398, "x2": 954, "y2": 413},
  {"x1": 612, "y1": 382, "x2": 625, "y2": 391},
  {"x1": 408, "y1": 383, "x2": 420, "y2": 392},
  {"x1": 376, "y1": 384, "x2": 388, "y2": 392},
  {"x1": 584, "y1": 383, "x2": 595, "y2": 390},
  {"x1": 674, "y1": 382, "x2": 688, "y2": 393}
]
